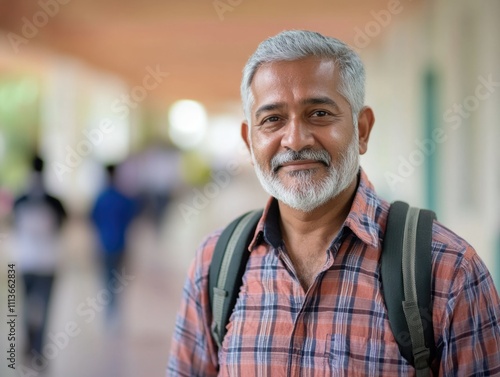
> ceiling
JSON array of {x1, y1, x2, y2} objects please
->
[{"x1": 0, "y1": 0, "x2": 424, "y2": 110}]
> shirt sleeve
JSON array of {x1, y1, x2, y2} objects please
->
[
  {"x1": 167, "y1": 235, "x2": 219, "y2": 377},
  {"x1": 438, "y1": 245, "x2": 500, "y2": 376}
]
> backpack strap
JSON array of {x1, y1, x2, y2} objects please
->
[
  {"x1": 208, "y1": 209, "x2": 263, "y2": 348},
  {"x1": 381, "y1": 201, "x2": 436, "y2": 376}
]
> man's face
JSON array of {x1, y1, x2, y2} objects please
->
[{"x1": 242, "y1": 57, "x2": 362, "y2": 212}]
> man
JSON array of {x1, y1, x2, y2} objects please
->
[
  {"x1": 167, "y1": 30, "x2": 500, "y2": 376},
  {"x1": 12, "y1": 155, "x2": 67, "y2": 355},
  {"x1": 90, "y1": 164, "x2": 137, "y2": 323}
]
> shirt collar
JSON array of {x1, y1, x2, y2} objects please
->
[
  {"x1": 247, "y1": 168, "x2": 381, "y2": 251},
  {"x1": 247, "y1": 196, "x2": 278, "y2": 251},
  {"x1": 343, "y1": 169, "x2": 381, "y2": 249}
]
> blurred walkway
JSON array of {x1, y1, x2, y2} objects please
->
[
  {"x1": 0, "y1": 214, "x2": 184, "y2": 377},
  {"x1": 0, "y1": 169, "x2": 267, "y2": 377}
]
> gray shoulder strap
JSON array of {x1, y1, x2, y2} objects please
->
[
  {"x1": 208, "y1": 210, "x2": 263, "y2": 348},
  {"x1": 402, "y1": 207, "x2": 431, "y2": 376},
  {"x1": 382, "y1": 201, "x2": 436, "y2": 375}
]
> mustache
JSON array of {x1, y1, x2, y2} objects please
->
[{"x1": 271, "y1": 149, "x2": 331, "y2": 172}]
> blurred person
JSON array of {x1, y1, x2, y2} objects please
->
[
  {"x1": 167, "y1": 30, "x2": 500, "y2": 376},
  {"x1": 137, "y1": 144, "x2": 181, "y2": 229},
  {"x1": 12, "y1": 155, "x2": 67, "y2": 356},
  {"x1": 90, "y1": 164, "x2": 137, "y2": 323}
]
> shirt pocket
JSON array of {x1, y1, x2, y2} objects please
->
[{"x1": 325, "y1": 334, "x2": 412, "y2": 377}]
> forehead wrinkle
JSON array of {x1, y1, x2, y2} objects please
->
[
  {"x1": 254, "y1": 102, "x2": 287, "y2": 120},
  {"x1": 300, "y1": 97, "x2": 341, "y2": 112}
]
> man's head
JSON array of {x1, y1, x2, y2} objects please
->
[
  {"x1": 241, "y1": 30, "x2": 365, "y2": 127},
  {"x1": 240, "y1": 30, "x2": 374, "y2": 213},
  {"x1": 105, "y1": 164, "x2": 118, "y2": 186},
  {"x1": 32, "y1": 155, "x2": 44, "y2": 172}
]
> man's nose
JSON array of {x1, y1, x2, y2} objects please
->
[{"x1": 280, "y1": 118, "x2": 314, "y2": 151}]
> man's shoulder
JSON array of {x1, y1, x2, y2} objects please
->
[
  {"x1": 190, "y1": 208, "x2": 264, "y2": 284},
  {"x1": 379, "y1": 200, "x2": 477, "y2": 272},
  {"x1": 13, "y1": 192, "x2": 64, "y2": 209},
  {"x1": 430, "y1": 220, "x2": 483, "y2": 278},
  {"x1": 198, "y1": 228, "x2": 224, "y2": 258},
  {"x1": 431, "y1": 220, "x2": 473, "y2": 256},
  {"x1": 13, "y1": 194, "x2": 28, "y2": 207},
  {"x1": 44, "y1": 193, "x2": 66, "y2": 210}
]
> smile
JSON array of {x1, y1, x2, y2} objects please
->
[{"x1": 276, "y1": 159, "x2": 327, "y2": 172}]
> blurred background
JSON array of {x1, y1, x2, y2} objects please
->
[{"x1": 0, "y1": 0, "x2": 499, "y2": 376}]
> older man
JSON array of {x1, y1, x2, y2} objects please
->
[{"x1": 167, "y1": 30, "x2": 500, "y2": 376}]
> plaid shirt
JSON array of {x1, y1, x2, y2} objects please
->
[{"x1": 167, "y1": 170, "x2": 500, "y2": 376}]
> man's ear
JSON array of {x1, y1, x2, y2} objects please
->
[
  {"x1": 356, "y1": 106, "x2": 375, "y2": 155},
  {"x1": 241, "y1": 121, "x2": 251, "y2": 152}
]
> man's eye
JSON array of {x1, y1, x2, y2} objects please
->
[
  {"x1": 312, "y1": 110, "x2": 329, "y2": 117},
  {"x1": 263, "y1": 116, "x2": 280, "y2": 123}
]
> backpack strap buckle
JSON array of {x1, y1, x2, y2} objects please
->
[{"x1": 414, "y1": 346, "x2": 431, "y2": 370}]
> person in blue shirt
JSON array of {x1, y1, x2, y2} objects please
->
[{"x1": 91, "y1": 164, "x2": 137, "y2": 321}]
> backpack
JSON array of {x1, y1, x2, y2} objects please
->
[{"x1": 208, "y1": 201, "x2": 436, "y2": 376}]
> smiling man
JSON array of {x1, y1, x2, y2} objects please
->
[{"x1": 167, "y1": 30, "x2": 500, "y2": 376}]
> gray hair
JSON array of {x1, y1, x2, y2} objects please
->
[{"x1": 241, "y1": 30, "x2": 365, "y2": 126}]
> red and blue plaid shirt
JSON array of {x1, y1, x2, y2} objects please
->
[{"x1": 167, "y1": 170, "x2": 500, "y2": 376}]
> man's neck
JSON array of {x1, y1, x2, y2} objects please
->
[
  {"x1": 278, "y1": 176, "x2": 359, "y2": 250},
  {"x1": 276, "y1": 176, "x2": 359, "y2": 290}
]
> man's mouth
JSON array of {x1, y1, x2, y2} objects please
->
[
  {"x1": 270, "y1": 149, "x2": 331, "y2": 173},
  {"x1": 274, "y1": 159, "x2": 328, "y2": 173}
]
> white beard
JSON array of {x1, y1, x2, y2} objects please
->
[{"x1": 251, "y1": 133, "x2": 360, "y2": 213}]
